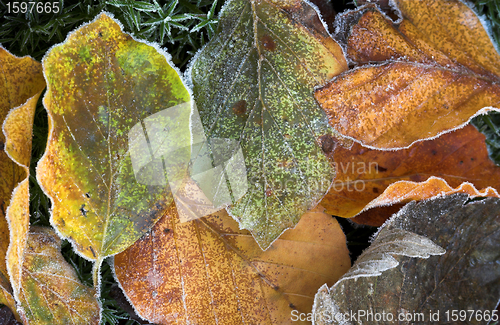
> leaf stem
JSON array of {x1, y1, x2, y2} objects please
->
[{"x1": 92, "y1": 258, "x2": 103, "y2": 296}]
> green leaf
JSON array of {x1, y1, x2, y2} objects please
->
[
  {"x1": 37, "y1": 13, "x2": 191, "y2": 284},
  {"x1": 188, "y1": 0, "x2": 348, "y2": 248}
]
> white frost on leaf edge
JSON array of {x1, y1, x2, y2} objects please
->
[{"x1": 312, "y1": 203, "x2": 445, "y2": 325}]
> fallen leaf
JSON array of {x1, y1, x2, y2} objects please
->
[
  {"x1": 16, "y1": 227, "x2": 100, "y2": 325},
  {"x1": 313, "y1": 194, "x2": 500, "y2": 325},
  {"x1": 320, "y1": 125, "x2": 500, "y2": 225},
  {"x1": 113, "y1": 206, "x2": 350, "y2": 324},
  {"x1": 360, "y1": 176, "x2": 498, "y2": 213},
  {"x1": 0, "y1": 46, "x2": 45, "y2": 319},
  {"x1": 316, "y1": 2, "x2": 500, "y2": 149},
  {"x1": 3, "y1": 95, "x2": 41, "y2": 323},
  {"x1": 188, "y1": 0, "x2": 348, "y2": 249},
  {"x1": 37, "y1": 13, "x2": 191, "y2": 276}
]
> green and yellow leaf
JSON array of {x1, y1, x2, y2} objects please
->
[
  {"x1": 16, "y1": 227, "x2": 100, "y2": 325},
  {"x1": 37, "y1": 13, "x2": 191, "y2": 277}
]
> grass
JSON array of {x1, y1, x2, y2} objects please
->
[{"x1": 1, "y1": 0, "x2": 500, "y2": 324}]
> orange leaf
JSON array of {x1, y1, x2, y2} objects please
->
[
  {"x1": 315, "y1": 2, "x2": 500, "y2": 149},
  {"x1": 114, "y1": 206, "x2": 350, "y2": 324},
  {"x1": 0, "y1": 46, "x2": 45, "y2": 320},
  {"x1": 321, "y1": 125, "x2": 500, "y2": 226}
]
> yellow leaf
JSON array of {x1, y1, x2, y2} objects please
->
[{"x1": 0, "y1": 46, "x2": 45, "y2": 320}]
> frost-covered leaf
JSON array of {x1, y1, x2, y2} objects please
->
[
  {"x1": 0, "y1": 46, "x2": 45, "y2": 320},
  {"x1": 355, "y1": 176, "x2": 498, "y2": 225},
  {"x1": 3, "y1": 95, "x2": 40, "y2": 323},
  {"x1": 17, "y1": 227, "x2": 100, "y2": 325},
  {"x1": 189, "y1": 0, "x2": 348, "y2": 248},
  {"x1": 321, "y1": 125, "x2": 500, "y2": 226},
  {"x1": 114, "y1": 206, "x2": 350, "y2": 324},
  {"x1": 335, "y1": 228, "x2": 444, "y2": 281},
  {"x1": 37, "y1": 13, "x2": 191, "y2": 272},
  {"x1": 316, "y1": 1, "x2": 500, "y2": 149},
  {"x1": 313, "y1": 194, "x2": 500, "y2": 325}
]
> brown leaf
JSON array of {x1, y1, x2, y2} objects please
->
[
  {"x1": 114, "y1": 206, "x2": 350, "y2": 324},
  {"x1": 314, "y1": 194, "x2": 500, "y2": 325},
  {"x1": 321, "y1": 125, "x2": 500, "y2": 226},
  {"x1": 316, "y1": 2, "x2": 500, "y2": 149},
  {"x1": 0, "y1": 46, "x2": 45, "y2": 320}
]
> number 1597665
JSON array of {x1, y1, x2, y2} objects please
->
[{"x1": 6, "y1": 2, "x2": 60, "y2": 14}]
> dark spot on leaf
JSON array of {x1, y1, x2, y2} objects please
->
[
  {"x1": 319, "y1": 134, "x2": 336, "y2": 153},
  {"x1": 431, "y1": 150, "x2": 437, "y2": 155},
  {"x1": 79, "y1": 204, "x2": 88, "y2": 217},
  {"x1": 164, "y1": 228, "x2": 171, "y2": 234},
  {"x1": 289, "y1": 303, "x2": 296, "y2": 309},
  {"x1": 85, "y1": 192, "x2": 90, "y2": 198},
  {"x1": 98, "y1": 31, "x2": 103, "y2": 37},
  {"x1": 261, "y1": 34, "x2": 276, "y2": 51},
  {"x1": 372, "y1": 187, "x2": 379, "y2": 193},
  {"x1": 460, "y1": 160, "x2": 463, "y2": 164},
  {"x1": 0, "y1": 141, "x2": 4, "y2": 151},
  {"x1": 375, "y1": 165, "x2": 387, "y2": 172},
  {"x1": 232, "y1": 100, "x2": 247, "y2": 115},
  {"x1": 471, "y1": 157, "x2": 474, "y2": 161},
  {"x1": 89, "y1": 246, "x2": 96, "y2": 258}
]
